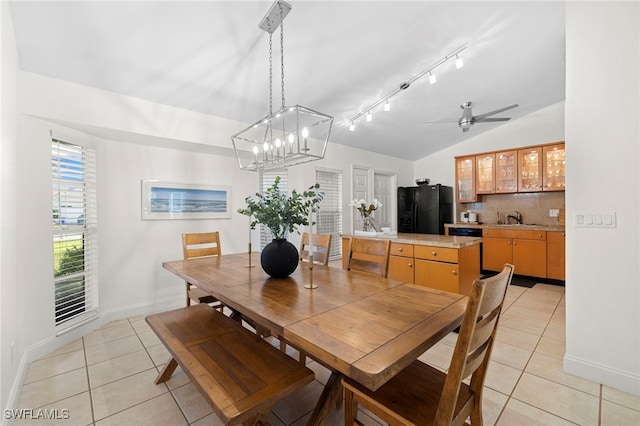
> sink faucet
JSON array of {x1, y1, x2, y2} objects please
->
[{"x1": 505, "y1": 211, "x2": 522, "y2": 224}]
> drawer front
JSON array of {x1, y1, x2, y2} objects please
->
[
  {"x1": 483, "y1": 228, "x2": 546, "y2": 240},
  {"x1": 414, "y1": 245, "x2": 458, "y2": 263},
  {"x1": 415, "y1": 259, "x2": 459, "y2": 293},
  {"x1": 388, "y1": 255, "x2": 415, "y2": 284},
  {"x1": 390, "y1": 242, "x2": 414, "y2": 258}
]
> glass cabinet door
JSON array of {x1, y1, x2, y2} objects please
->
[
  {"x1": 543, "y1": 143, "x2": 565, "y2": 191},
  {"x1": 495, "y1": 150, "x2": 517, "y2": 193},
  {"x1": 476, "y1": 154, "x2": 495, "y2": 194},
  {"x1": 518, "y1": 147, "x2": 542, "y2": 192},
  {"x1": 455, "y1": 156, "x2": 476, "y2": 202}
]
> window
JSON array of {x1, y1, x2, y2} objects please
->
[
  {"x1": 52, "y1": 139, "x2": 98, "y2": 329},
  {"x1": 316, "y1": 169, "x2": 343, "y2": 259},
  {"x1": 259, "y1": 170, "x2": 288, "y2": 249}
]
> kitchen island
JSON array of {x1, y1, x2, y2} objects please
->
[{"x1": 341, "y1": 233, "x2": 482, "y2": 296}]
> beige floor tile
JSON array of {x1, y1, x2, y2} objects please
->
[
  {"x1": 190, "y1": 412, "x2": 226, "y2": 426},
  {"x1": 602, "y1": 384, "x2": 640, "y2": 411},
  {"x1": 306, "y1": 361, "x2": 332, "y2": 386},
  {"x1": 505, "y1": 285, "x2": 528, "y2": 298},
  {"x1": 500, "y1": 314, "x2": 549, "y2": 336},
  {"x1": 512, "y1": 296, "x2": 561, "y2": 314},
  {"x1": 87, "y1": 350, "x2": 155, "y2": 388},
  {"x1": 543, "y1": 320, "x2": 566, "y2": 341},
  {"x1": 91, "y1": 368, "x2": 168, "y2": 421},
  {"x1": 17, "y1": 368, "x2": 88, "y2": 409},
  {"x1": 85, "y1": 335, "x2": 144, "y2": 365},
  {"x1": 484, "y1": 360, "x2": 522, "y2": 395},
  {"x1": 129, "y1": 318, "x2": 152, "y2": 334},
  {"x1": 23, "y1": 349, "x2": 86, "y2": 385},
  {"x1": 497, "y1": 397, "x2": 576, "y2": 425},
  {"x1": 535, "y1": 336, "x2": 565, "y2": 359},
  {"x1": 171, "y1": 382, "x2": 213, "y2": 423},
  {"x1": 512, "y1": 373, "x2": 599, "y2": 425},
  {"x1": 41, "y1": 340, "x2": 84, "y2": 360},
  {"x1": 272, "y1": 380, "x2": 324, "y2": 425},
  {"x1": 502, "y1": 305, "x2": 554, "y2": 323},
  {"x1": 145, "y1": 343, "x2": 171, "y2": 366},
  {"x1": 480, "y1": 387, "x2": 509, "y2": 425},
  {"x1": 12, "y1": 391, "x2": 93, "y2": 426},
  {"x1": 490, "y1": 341, "x2": 533, "y2": 370},
  {"x1": 159, "y1": 364, "x2": 191, "y2": 390},
  {"x1": 83, "y1": 323, "x2": 135, "y2": 347},
  {"x1": 94, "y1": 393, "x2": 187, "y2": 426},
  {"x1": 417, "y1": 341, "x2": 454, "y2": 371},
  {"x1": 601, "y1": 399, "x2": 640, "y2": 425},
  {"x1": 525, "y1": 352, "x2": 600, "y2": 396},
  {"x1": 136, "y1": 330, "x2": 162, "y2": 348},
  {"x1": 101, "y1": 318, "x2": 131, "y2": 329},
  {"x1": 495, "y1": 324, "x2": 540, "y2": 351}
]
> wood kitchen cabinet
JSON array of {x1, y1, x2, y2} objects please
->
[
  {"x1": 518, "y1": 147, "x2": 543, "y2": 192},
  {"x1": 495, "y1": 150, "x2": 518, "y2": 193},
  {"x1": 543, "y1": 143, "x2": 566, "y2": 191},
  {"x1": 547, "y1": 231, "x2": 565, "y2": 280},
  {"x1": 455, "y1": 156, "x2": 476, "y2": 202},
  {"x1": 388, "y1": 242, "x2": 415, "y2": 283},
  {"x1": 482, "y1": 228, "x2": 547, "y2": 278},
  {"x1": 414, "y1": 244, "x2": 480, "y2": 296},
  {"x1": 476, "y1": 154, "x2": 495, "y2": 194}
]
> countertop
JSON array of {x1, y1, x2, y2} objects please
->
[
  {"x1": 445, "y1": 223, "x2": 565, "y2": 232},
  {"x1": 341, "y1": 232, "x2": 482, "y2": 248}
]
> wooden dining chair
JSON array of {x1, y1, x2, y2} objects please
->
[
  {"x1": 342, "y1": 263, "x2": 515, "y2": 426},
  {"x1": 346, "y1": 237, "x2": 391, "y2": 277},
  {"x1": 299, "y1": 232, "x2": 333, "y2": 266},
  {"x1": 182, "y1": 232, "x2": 223, "y2": 309}
]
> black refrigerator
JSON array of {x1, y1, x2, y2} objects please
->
[{"x1": 397, "y1": 184, "x2": 453, "y2": 235}]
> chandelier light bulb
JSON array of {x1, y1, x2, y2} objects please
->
[
  {"x1": 252, "y1": 145, "x2": 259, "y2": 154},
  {"x1": 455, "y1": 55, "x2": 464, "y2": 69},
  {"x1": 275, "y1": 138, "x2": 282, "y2": 147},
  {"x1": 263, "y1": 142, "x2": 269, "y2": 151},
  {"x1": 366, "y1": 111, "x2": 372, "y2": 122},
  {"x1": 302, "y1": 127, "x2": 309, "y2": 138},
  {"x1": 428, "y1": 72, "x2": 437, "y2": 84},
  {"x1": 288, "y1": 133, "x2": 294, "y2": 143},
  {"x1": 384, "y1": 100, "x2": 390, "y2": 111}
]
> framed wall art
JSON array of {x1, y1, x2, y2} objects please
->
[{"x1": 141, "y1": 180, "x2": 231, "y2": 220}]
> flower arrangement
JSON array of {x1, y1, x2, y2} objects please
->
[
  {"x1": 238, "y1": 176, "x2": 324, "y2": 240},
  {"x1": 349, "y1": 198, "x2": 382, "y2": 218}
]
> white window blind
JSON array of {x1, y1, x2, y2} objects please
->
[
  {"x1": 52, "y1": 139, "x2": 98, "y2": 328},
  {"x1": 259, "y1": 170, "x2": 288, "y2": 249},
  {"x1": 315, "y1": 169, "x2": 343, "y2": 259}
]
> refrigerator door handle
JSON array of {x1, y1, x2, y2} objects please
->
[{"x1": 412, "y1": 203, "x2": 419, "y2": 232}]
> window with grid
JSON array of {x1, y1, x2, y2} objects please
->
[
  {"x1": 52, "y1": 138, "x2": 98, "y2": 329},
  {"x1": 315, "y1": 169, "x2": 343, "y2": 259},
  {"x1": 259, "y1": 170, "x2": 288, "y2": 249}
]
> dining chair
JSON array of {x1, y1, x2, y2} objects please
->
[
  {"x1": 345, "y1": 237, "x2": 391, "y2": 277},
  {"x1": 299, "y1": 232, "x2": 333, "y2": 266},
  {"x1": 342, "y1": 263, "x2": 515, "y2": 426},
  {"x1": 182, "y1": 232, "x2": 223, "y2": 309}
]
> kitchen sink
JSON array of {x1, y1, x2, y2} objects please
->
[{"x1": 493, "y1": 223, "x2": 543, "y2": 227}]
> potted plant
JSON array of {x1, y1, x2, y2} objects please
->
[{"x1": 238, "y1": 176, "x2": 323, "y2": 277}]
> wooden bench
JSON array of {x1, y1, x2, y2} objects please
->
[{"x1": 145, "y1": 304, "x2": 314, "y2": 426}]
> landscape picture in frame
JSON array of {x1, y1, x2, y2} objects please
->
[{"x1": 142, "y1": 180, "x2": 231, "y2": 220}]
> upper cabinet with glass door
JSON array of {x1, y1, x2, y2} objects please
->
[
  {"x1": 518, "y1": 147, "x2": 543, "y2": 192},
  {"x1": 476, "y1": 154, "x2": 495, "y2": 194},
  {"x1": 455, "y1": 156, "x2": 476, "y2": 202},
  {"x1": 494, "y1": 150, "x2": 517, "y2": 193},
  {"x1": 543, "y1": 143, "x2": 565, "y2": 191}
]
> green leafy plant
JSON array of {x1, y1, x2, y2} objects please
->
[{"x1": 238, "y1": 176, "x2": 324, "y2": 240}]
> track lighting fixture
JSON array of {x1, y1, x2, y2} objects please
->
[{"x1": 346, "y1": 44, "x2": 467, "y2": 131}]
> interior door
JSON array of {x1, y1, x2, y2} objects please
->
[
  {"x1": 374, "y1": 172, "x2": 393, "y2": 228},
  {"x1": 352, "y1": 167, "x2": 370, "y2": 230}
]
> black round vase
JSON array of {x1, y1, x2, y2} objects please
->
[{"x1": 260, "y1": 239, "x2": 299, "y2": 278}]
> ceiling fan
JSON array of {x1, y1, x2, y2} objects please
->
[{"x1": 426, "y1": 102, "x2": 519, "y2": 133}]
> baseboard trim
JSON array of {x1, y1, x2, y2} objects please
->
[{"x1": 564, "y1": 353, "x2": 640, "y2": 396}]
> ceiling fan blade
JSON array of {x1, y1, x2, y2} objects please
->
[
  {"x1": 473, "y1": 103, "x2": 519, "y2": 120},
  {"x1": 423, "y1": 120, "x2": 458, "y2": 124},
  {"x1": 474, "y1": 117, "x2": 512, "y2": 123}
]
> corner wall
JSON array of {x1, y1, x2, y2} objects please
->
[{"x1": 564, "y1": 2, "x2": 639, "y2": 395}]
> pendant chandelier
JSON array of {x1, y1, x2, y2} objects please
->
[{"x1": 232, "y1": 0, "x2": 333, "y2": 172}]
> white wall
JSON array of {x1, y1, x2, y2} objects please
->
[
  {"x1": 1, "y1": 0, "x2": 20, "y2": 411},
  {"x1": 564, "y1": 2, "x2": 639, "y2": 395}
]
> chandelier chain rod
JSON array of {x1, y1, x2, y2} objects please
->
[{"x1": 279, "y1": 2, "x2": 285, "y2": 108}]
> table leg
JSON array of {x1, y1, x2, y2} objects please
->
[
  {"x1": 306, "y1": 371, "x2": 342, "y2": 426},
  {"x1": 154, "y1": 357, "x2": 178, "y2": 384}
]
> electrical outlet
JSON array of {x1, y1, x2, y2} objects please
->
[{"x1": 549, "y1": 209, "x2": 560, "y2": 218}]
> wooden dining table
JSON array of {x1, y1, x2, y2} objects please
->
[{"x1": 162, "y1": 252, "x2": 467, "y2": 425}]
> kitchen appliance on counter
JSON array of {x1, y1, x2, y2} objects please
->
[{"x1": 397, "y1": 184, "x2": 453, "y2": 235}]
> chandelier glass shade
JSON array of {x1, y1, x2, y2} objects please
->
[{"x1": 231, "y1": 0, "x2": 333, "y2": 172}]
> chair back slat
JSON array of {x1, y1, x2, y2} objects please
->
[
  {"x1": 299, "y1": 232, "x2": 332, "y2": 266},
  {"x1": 346, "y1": 237, "x2": 391, "y2": 278},
  {"x1": 183, "y1": 232, "x2": 221, "y2": 260}
]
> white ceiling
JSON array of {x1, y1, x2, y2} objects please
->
[{"x1": 9, "y1": 1, "x2": 566, "y2": 160}]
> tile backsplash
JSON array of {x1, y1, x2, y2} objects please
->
[{"x1": 456, "y1": 192, "x2": 565, "y2": 225}]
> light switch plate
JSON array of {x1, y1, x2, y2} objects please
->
[
  {"x1": 549, "y1": 208, "x2": 560, "y2": 217},
  {"x1": 575, "y1": 211, "x2": 616, "y2": 228}
]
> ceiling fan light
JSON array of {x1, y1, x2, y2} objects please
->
[
  {"x1": 366, "y1": 111, "x2": 372, "y2": 122},
  {"x1": 455, "y1": 55, "x2": 464, "y2": 69},
  {"x1": 428, "y1": 72, "x2": 437, "y2": 85}
]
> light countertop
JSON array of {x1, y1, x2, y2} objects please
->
[
  {"x1": 445, "y1": 223, "x2": 565, "y2": 232},
  {"x1": 341, "y1": 233, "x2": 482, "y2": 248}
]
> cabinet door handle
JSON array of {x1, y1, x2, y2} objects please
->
[
  {"x1": 562, "y1": 232, "x2": 565, "y2": 237},
  {"x1": 507, "y1": 241, "x2": 511, "y2": 245},
  {"x1": 538, "y1": 233, "x2": 542, "y2": 237},
  {"x1": 513, "y1": 241, "x2": 517, "y2": 245},
  {"x1": 431, "y1": 251, "x2": 437, "y2": 256},
  {"x1": 451, "y1": 270, "x2": 457, "y2": 275},
  {"x1": 397, "y1": 247, "x2": 403, "y2": 252},
  {"x1": 407, "y1": 263, "x2": 413, "y2": 268}
]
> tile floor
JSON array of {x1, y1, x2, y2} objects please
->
[{"x1": 13, "y1": 282, "x2": 640, "y2": 425}]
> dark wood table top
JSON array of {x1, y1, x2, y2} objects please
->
[{"x1": 163, "y1": 252, "x2": 466, "y2": 392}]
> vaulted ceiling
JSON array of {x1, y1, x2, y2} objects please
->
[{"x1": 9, "y1": 1, "x2": 566, "y2": 160}]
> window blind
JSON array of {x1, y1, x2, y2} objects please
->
[
  {"x1": 259, "y1": 170, "x2": 288, "y2": 249},
  {"x1": 52, "y1": 139, "x2": 98, "y2": 328},
  {"x1": 315, "y1": 169, "x2": 343, "y2": 259}
]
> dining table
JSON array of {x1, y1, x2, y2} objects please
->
[{"x1": 162, "y1": 252, "x2": 467, "y2": 425}]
